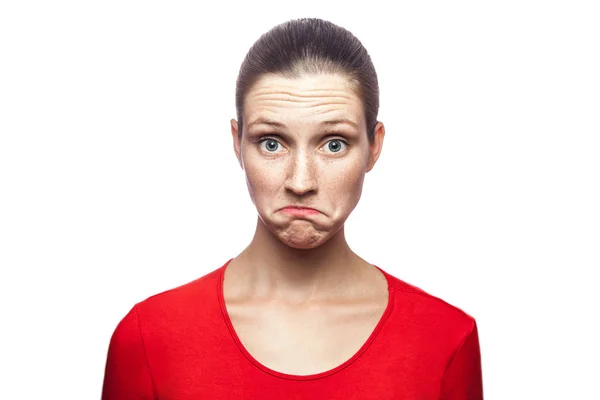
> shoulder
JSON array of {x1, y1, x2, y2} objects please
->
[
  {"x1": 379, "y1": 267, "x2": 477, "y2": 345},
  {"x1": 131, "y1": 259, "x2": 228, "y2": 324}
]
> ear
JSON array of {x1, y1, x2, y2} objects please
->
[
  {"x1": 366, "y1": 121, "x2": 385, "y2": 172},
  {"x1": 230, "y1": 119, "x2": 244, "y2": 170}
]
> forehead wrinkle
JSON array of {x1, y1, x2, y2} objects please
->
[
  {"x1": 249, "y1": 81, "x2": 355, "y2": 98},
  {"x1": 250, "y1": 102, "x2": 359, "y2": 118},
  {"x1": 247, "y1": 91, "x2": 360, "y2": 110},
  {"x1": 245, "y1": 97, "x2": 362, "y2": 122},
  {"x1": 247, "y1": 108, "x2": 362, "y2": 131},
  {"x1": 249, "y1": 91, "x2": 355, "y2": 103},
  {"x1": 247, "y1": 72, "x2": 361, "y2": 102},
  {"x1": 249, "y1": 101, "x2": 356, "y2": 110},
  {"x1": 251, "y1": 86, "x2": 354, "y2": 95},
  {"x1": 307, "y1": 106, "x2": 360, "y2": 121}
]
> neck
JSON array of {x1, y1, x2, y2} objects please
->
[{"x1": 230, "y1": 217, "x2": 365, "y2": 304}]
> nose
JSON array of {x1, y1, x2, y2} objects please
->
[{"x1": 284, "y1": 149, "x2": 318, "y2": 196}]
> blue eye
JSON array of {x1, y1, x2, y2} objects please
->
[
  {"x1": 259, "y1": 138, "x2": 282, "y2": 153},
  {"x1": 323, "y1": 139, "x2": 347, "y2": 153}
]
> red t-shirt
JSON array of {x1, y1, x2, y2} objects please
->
[{"x1": 102, "y1": 258, "x2": 483, "y2": 399}]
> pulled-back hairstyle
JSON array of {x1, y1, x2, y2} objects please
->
[{"x1": 235, "y1": 18, "x2": 380, "y2": 143}]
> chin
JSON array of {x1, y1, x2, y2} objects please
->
[
  {"x1": 278, "y1": 231, "x2": 331, "y2": 249},
  {"x1": 273, "y1": 218, "x2": 327, "y2": 246},
  {"x1": 277, "y1": 218, "x2": 346, "y2": 250}
]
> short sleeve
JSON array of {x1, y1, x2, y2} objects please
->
[
  {"x1": 101, "y1": 305, "x2": 156, "y2": 400},
  {"x1": 439, "y1": 320, "x2": 484, "y2": 400}
]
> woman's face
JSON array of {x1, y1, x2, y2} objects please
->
[{"x1": 231, "y1": 73, "x2": 384, "y2": 249}]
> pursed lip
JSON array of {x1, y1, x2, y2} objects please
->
[
  {"x1": 280, "y1": 205, "x2": 322, "y2": 215},
  {"x1": 281, "y1": 205, "x2": 318, "y2": 211}
]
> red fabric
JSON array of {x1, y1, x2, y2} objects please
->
[{"x1": 102, "y1": 258, "x2": 483, "y2": 399}]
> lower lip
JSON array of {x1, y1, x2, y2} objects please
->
[{"x1": 281, "y1": 207, "x2": 320, "y2": 216}]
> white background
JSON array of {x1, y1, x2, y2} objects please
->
[{"x1": 1, "y1": 0, "x2": 599, "y2": 398}]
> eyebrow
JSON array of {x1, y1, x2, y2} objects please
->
[{"x1": 247, "y1": 117, "x2": 359, "y2": 130}]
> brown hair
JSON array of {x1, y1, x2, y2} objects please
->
[{"x1": 235, "y1": 18, "x2": 380, "y2": 143}]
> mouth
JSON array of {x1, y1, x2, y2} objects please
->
[{"x1": 280, "y1": 206, "x2": 321, "y2": 216}]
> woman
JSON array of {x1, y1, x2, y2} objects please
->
[{"x1": 102, "y1": 18, "x2": 483, "y2": 399}]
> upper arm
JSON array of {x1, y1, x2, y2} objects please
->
[
  {"x1": 439, "y1": 320, "x2": 484, "y2": 400},
  {"x1": 101, "y1": 305, "x2": 156, "y2": 400}
]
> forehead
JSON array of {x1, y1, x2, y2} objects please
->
[{"x1": 244, "y1": 73, "x2": 365, "y2": 130}]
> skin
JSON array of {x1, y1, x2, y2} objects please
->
[{"x1": 226, "y1": 72, "x2": 388, "y2": 375}]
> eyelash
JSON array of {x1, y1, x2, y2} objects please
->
[{"x1": 256, "y1": 136, "x2": 349, "y2": 154}]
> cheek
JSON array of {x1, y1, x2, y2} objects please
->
[
  {"x1": 328, "y1": 160, "x2": 366, "y2": 197},
  {"x1": 243, "y1": 157, "x2": 283, "y2": 197}
]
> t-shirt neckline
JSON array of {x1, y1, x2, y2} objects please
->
[{"x1": 216, "y1": 257, "x2": 396, "y2": 381}]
